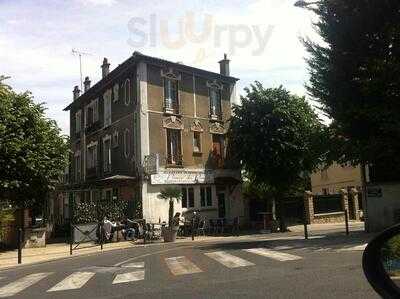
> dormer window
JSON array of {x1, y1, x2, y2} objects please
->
[{"x1": 162, "y1": 69, "x2": 181, "y2": 114}]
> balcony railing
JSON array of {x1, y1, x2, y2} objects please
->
[{"x1": 166, "y1": 153, "x2": 183, "y2": 166}]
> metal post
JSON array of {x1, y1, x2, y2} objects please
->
[
  {"x1": 345, "y1": 208, "x2": 349, "y2": 236},
  {"x1": 100, "y1": 222, "x2": 104, "y2": 250},
  {"x1": 69, "y1": 221, "x2": 73, "y2": 255},
  {"x1": 191, "y1": 219, "x2": 195, "y2": 241},
  {"x1": 17, "y1": 228, "x2": 22, "y2": 264},
  {"x1": 303, "y1": 218, "x2": 309, "y2": 240}
]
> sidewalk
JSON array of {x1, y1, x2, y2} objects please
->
[{"x1": 0, "y1": 222, "x2": 366, "y2": 271}]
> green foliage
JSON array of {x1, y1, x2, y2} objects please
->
[
  {"x1": 303, "y1": 1, "x2": 400, "y2": 168},
  {"x1": 0, "y1": 208, "x2": 14, "y2": 242},
  {"x1": 158, "y1": 187, "x2": 182, "y2": 227},
  {"x1": 73, "y1": 198, "x2": 128, "y2": 224},
  {"x1": 229, "y1": 83, "x2": 327, "y2": 193},
  {"x1": 0, "y1": 76, "x2": 69, "y2": 209}
]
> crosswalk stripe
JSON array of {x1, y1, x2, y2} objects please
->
[
  {"x1": 0, "y1": 272, "x2": 51, "y2": 298},
  {"x1": 112, "y1": 270, "x2": 145, "y2": 284},
  {"x1": 205, "y1": 251, "x2": 255, "y2": 268},
  {"x1": 47, "y1": 272, "x2": 95, "y2": 292},
  {"x1": 165, "y1": 256, "x2": 203, "y2": 275},
  {"x1": 121, "y1": 262, "x2": 145, "y2": 268},
  {"x1": 337, "y1": 243, "x2": 368, "y2": 252},
  {"x1": 244, "y1": 248, "x2": 302, "y2": 261}
]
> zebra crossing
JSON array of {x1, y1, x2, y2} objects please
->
[{"x1": 0, "y1": 248, "x2": 303, "y2": 297}]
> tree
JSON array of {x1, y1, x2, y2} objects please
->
[
  {"x1": 229, "y1": 83, "x2": 326, "y2": 231},
  {"x1": 0, "y1": 76, "x2": 69, "y2": 210},
  {"x1": 303, "y1": 1, "x2": 400, "y2": 174},
  {"x1": 158, "y1": 187, "x2": 182, "y2": 227}
]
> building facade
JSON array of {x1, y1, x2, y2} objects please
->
[
  {"x1": 311, "y1": 163, "x2": 362, "y2": 195},
  {"x1": 64, "y1": 52, "x2": 247, "y2": 224}
]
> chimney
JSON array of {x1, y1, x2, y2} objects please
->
[
  {"x1": 101, "y1": 57, "x2": 110, "y2": 78},
  {"x1": 84, "y1": 76, "x2": 91, "y2": 92},
  {"x1": 218, "y1": 53, "x2": 230, "y2": 76},
  {"x1": 73, "y1": 85, "x2": 81, "y2": 100}
]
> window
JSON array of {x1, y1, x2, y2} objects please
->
[
  {"x1": 181, "y1": 187, "x2": 194, "y2": 208},
  {"x1": 193, "y1": 132, "x2": 201, "y2": 153},
  {"x1": 74, "y1": 152, "x2": 81, "y2": 182},
  {"x1": 166, "y1": 129, "x2": 182, "y2": 165},
  {"x1": 124, "y1": 129, "x2": 130, "y2": 158},
  {"x1": 85, "y1": 99, "x2": 98, "y2": 127},
  {"x1": 212, "y1": 134, "x2": 224, "y2": 167},
  {"x1": 201, "y1": 186, "x2": 212, "y2": 207},
  {"x1": 103, "y1": 137, "x2": 111, "y2": 173},
  {"x1": 182, "y1": 187, "x2": 187, "y2": 208},
  {"x1": 75, "y1": 110, "x2": 82, "y2": 133},
  {"x1": 104, "y1": 89, "x2": 112, "y2": 127},
  {"x1": 124, "y1": 79, "x2": 130, "y2": 105},
  {"x1": 87, "y1": 143, "x2": 98, "y2": 170},
  {"x1": 209, "y1": 88, "x2": 222, "y2": 118},
  {"x1": 164, "y1": 78, "x2": 179, "y2": 113},
  {"x1": 188, "y1": 187, "x2": 194, "y2": 208},
  {"x1": 113, "y1": 83, "x2": 119, "y2": 102},
  {"x1": 112, "y1": 131, "x2": 119, "y2": 148}
]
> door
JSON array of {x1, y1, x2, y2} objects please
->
[{"x1": 217, "y1": 193, "x2": 226, "y2": 218}]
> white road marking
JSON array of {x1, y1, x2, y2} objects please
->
[
  {"x1": 112, "y1": 271, "x2": 145, "y2": 284},
  {"x1": 0, "y1": 272, "x2": 51, "y2": 298},
  {"x1": 244, "y1": 248, "x2": 302, "y2": 261},
  {"x1": 337, "y1": 243, "x2": 368, "y2": 252},
  {"x1": 165, "y1": 256, "x2": 203, "y2": 275},
  {"x1": 47, "y1": 272, "x2": 95, "y2": 292},
  {"x1": 205, "y1": 251, "x2": 255, "y2": 268},
  {"x1": 121, "y1": 262, "x2": 145, "y2": 268}
]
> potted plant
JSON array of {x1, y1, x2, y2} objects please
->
[{"x1": 158, "y1": 187, "x2": 182, "y2": 242}]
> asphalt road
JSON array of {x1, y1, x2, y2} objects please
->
[{"x1": 0, "y1": 233, "x2": 378, "y2": 299}]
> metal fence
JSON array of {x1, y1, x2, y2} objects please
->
[{"x1": 313, "y1": 194, "x2": 342, "y2": 214}]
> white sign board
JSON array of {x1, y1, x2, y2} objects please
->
[{"x1": 151, "y1": 169, "x2": 214, "y2": 185}]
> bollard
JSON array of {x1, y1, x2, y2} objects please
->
[
  {"x1": 303, "y1": 218, "x2": 309, "y2": 240},
  {"x1": 100, "y1": 222, "x2": 104, "y2": 250},
  {"x1": 345, "y1": 208, "x2": 349, "y2": 236},
  {"x1": 191, "y1": 219, "x2": 195, "y2": 241},
  {"x1": 69, "y1": 222, "x2": 73, "y2": 255},
  {"x1": 17, "y1": 228, "x2": 22, "y2": 264}
]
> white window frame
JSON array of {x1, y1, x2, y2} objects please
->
[
  {"x1": 86, "y1": 142, "x2": 98, "y2": 170},
  {"x1": 103, "y1": 135, "x2": 112, "y2": 173},
  {"x1": 181, "y1": 187, "x2": 194, "y2": 208},
  {"x1": 124, "y1": 79, "x2": 131, "y2": 106}
]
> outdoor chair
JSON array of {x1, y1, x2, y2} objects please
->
[{"x1": 197, "y1": 219, "x2": 206, "y2": 236}]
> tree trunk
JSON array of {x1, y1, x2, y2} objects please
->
[
  {"x1": 277, "y1": 196, "x2": 287, "y2": 233},
  {"x1": 169, "y1": 199, "x2": 174, "y2": 227}
]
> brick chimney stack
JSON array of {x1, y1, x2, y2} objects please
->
[
  {"x1": 84, "y1": 76, "x2": 91, "y2": 92},
  {"x1": 218, "y1": 53, "x2": 230, "y2": 76},
  {"x1": 101, "y1": 57, "x2": 110, "y2": 78},
  {"x1": 73, "y1": 85, "x2": 81, "y2": 100}
]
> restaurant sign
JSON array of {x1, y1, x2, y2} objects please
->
[{"x1": 150, "y1": 169, "x2": 214, "y2": 185}]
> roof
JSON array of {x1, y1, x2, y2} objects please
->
[{"x1": 64, "y1": 51, "x2": 239, "y2": 111}]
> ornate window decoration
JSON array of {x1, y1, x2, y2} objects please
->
[
  {"x1": 209, "y1": 122, "x2": 225, "y2": 135},
  {"x1": 162, "y1": 116, "x2": 183, "y2": 130},
  {"x1": 190, "y1": 119, "x2": 204, "y2": 132},
  {"x1": 161, "y1": 68, "x2": 182, "y2": 81},
  {"x1": 206, "y1": 79, "x2": 223, "y2": 90}
]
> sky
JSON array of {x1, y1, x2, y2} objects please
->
[{"x1": 0, "y1": 0, "x2": 319, "y2": 135}]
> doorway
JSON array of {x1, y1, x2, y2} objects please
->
[{"x1": 217, "y1": 193, "x2": 226, "y2": 218}]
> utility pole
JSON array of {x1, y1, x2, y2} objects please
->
[{"x1": 72, "y1": 49, "x2": 92, "y2": 91}]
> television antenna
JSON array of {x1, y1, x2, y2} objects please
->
[{"x1": 72, "y1": 48, "x2": 92, "y2": 91}]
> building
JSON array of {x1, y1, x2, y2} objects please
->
[
  {"x1": 63, "y1": 52, "x2": 246, "y2": 224},
  {"x1": 311, "y1": 163, "x2": 362, "y2": 195}
]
